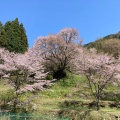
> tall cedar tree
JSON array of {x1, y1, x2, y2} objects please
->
[
  {"x1": 3, "y1": 18, "x2": 28, "y2": 53},
  {"x1": 0, "y1": 22, "x2": 7, "y2": 48},
  {"x1": 20, "y1": 23, "x2": 28, "y2": 52}
]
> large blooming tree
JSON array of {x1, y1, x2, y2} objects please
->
[
  {"x1": 34, "y1": 28, "x2": 80, "y2": 79},
  {"x1": 75, "y1": 47, "x2": 120, "y2": 110}
]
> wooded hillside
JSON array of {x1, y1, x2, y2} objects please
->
[{"x1": 85, "y1": 32, "x2": 120, "y2": 58}]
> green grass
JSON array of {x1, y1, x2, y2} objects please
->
[
  {"x1": 0, "y1": 79, "x2": 12, "y2": 91},
  {"x1": 31, "y1": 74, "x2": 120, "y2": 119},
  {"x1": 0, "y1": 74, "x2": 120, "y2": 119}
]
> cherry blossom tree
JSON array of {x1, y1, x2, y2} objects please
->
[
  {"x1": 0, "y1": 48, "x2": 46, "y2": 112},
  {"x1": 75, "y1": 47, "x2": 120, "y2": 110},
  {"x1": 0, "y1": 48, "x2": 15, "y2": 78},
  {"x1": 34, "y1": 28, "x2": 80, "y2": 79}
]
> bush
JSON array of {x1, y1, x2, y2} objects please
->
[
  {"x1": 101, "y1": 92, "x2": 120, "y2": 101},
  {"x1": 0, "y1": 89, "x2": 14, "y2": 109}
]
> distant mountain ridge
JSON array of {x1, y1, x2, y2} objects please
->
[
  {"x1": 85, "y1": 32, "x2": 120, "y2": 58},
  {"x1": 103, "y1": 31, "x2": 120, "y2": 39}
]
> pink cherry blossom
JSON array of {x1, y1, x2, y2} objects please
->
[{"x1": 75, "y1": 47, "x2": 120, "y2": 110}]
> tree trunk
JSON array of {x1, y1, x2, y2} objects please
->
[
  {"x1": 53, "y1": 69, "x2": 66, "y2": 79},
  {"x1": 13, "y1": 98, "x2": 17, "y2": 112},
  {"x1": 96, "y1": 97, "x2": 100, "y2": 111},
  {"x1": 96, "y1": 85, "x2": 100, "y2": 111},
  {"x1": 13, "y1": 89, "x2": 19, "y2": 112}
]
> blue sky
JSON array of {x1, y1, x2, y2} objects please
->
[{"x1": 0, "y1": 0, "x2": 120, "y2": 47}]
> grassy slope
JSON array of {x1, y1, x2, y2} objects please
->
[
  {"x1": 0, "y1": 79, "x2": 14, "y2": 108},
  {"x1": 0, "y1": 75, "x2": 120, "y2": 119},
  {"x1": 21, "y1": 74, "x2": 120, "y2": 119}
]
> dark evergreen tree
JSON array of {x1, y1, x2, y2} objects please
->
[
  {"x1": 20, "y1": 23, "x2": 28, "y2": 52},
  {"x1": 4, "y1": 18, "x2": 28, "y2": 53},
  {"x1": 0, "y1": 22, "x2": 7, "y2": 48},
  {"x1": 4, "y1": 21, "x2": 15, "y2": 52},
  {"x1": 0, "y1": 22, "x2": 2, "y2": 31}
]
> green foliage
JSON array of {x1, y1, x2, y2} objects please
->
[
  {"x1": 0, "y1": 22, "x2": 7, "y2": 48},
  {"x1": 19, "y1": 23, "x2": 28, "y2": 52},
  {"x1": 0, "y1": 18, "x2": 28, "y2": 53},
  {"x1": 101, "y1": 83, "x2": 120, "y2": 102},
  {"x1": 45, "y1": 74, "x2": 53, "y2": 80},
  {"x1": 59, "y1": 109, "x2": 120, "y2": 120},
  {"x1": 0, "y1": 89, "x2": 14, "y2": 109}
]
